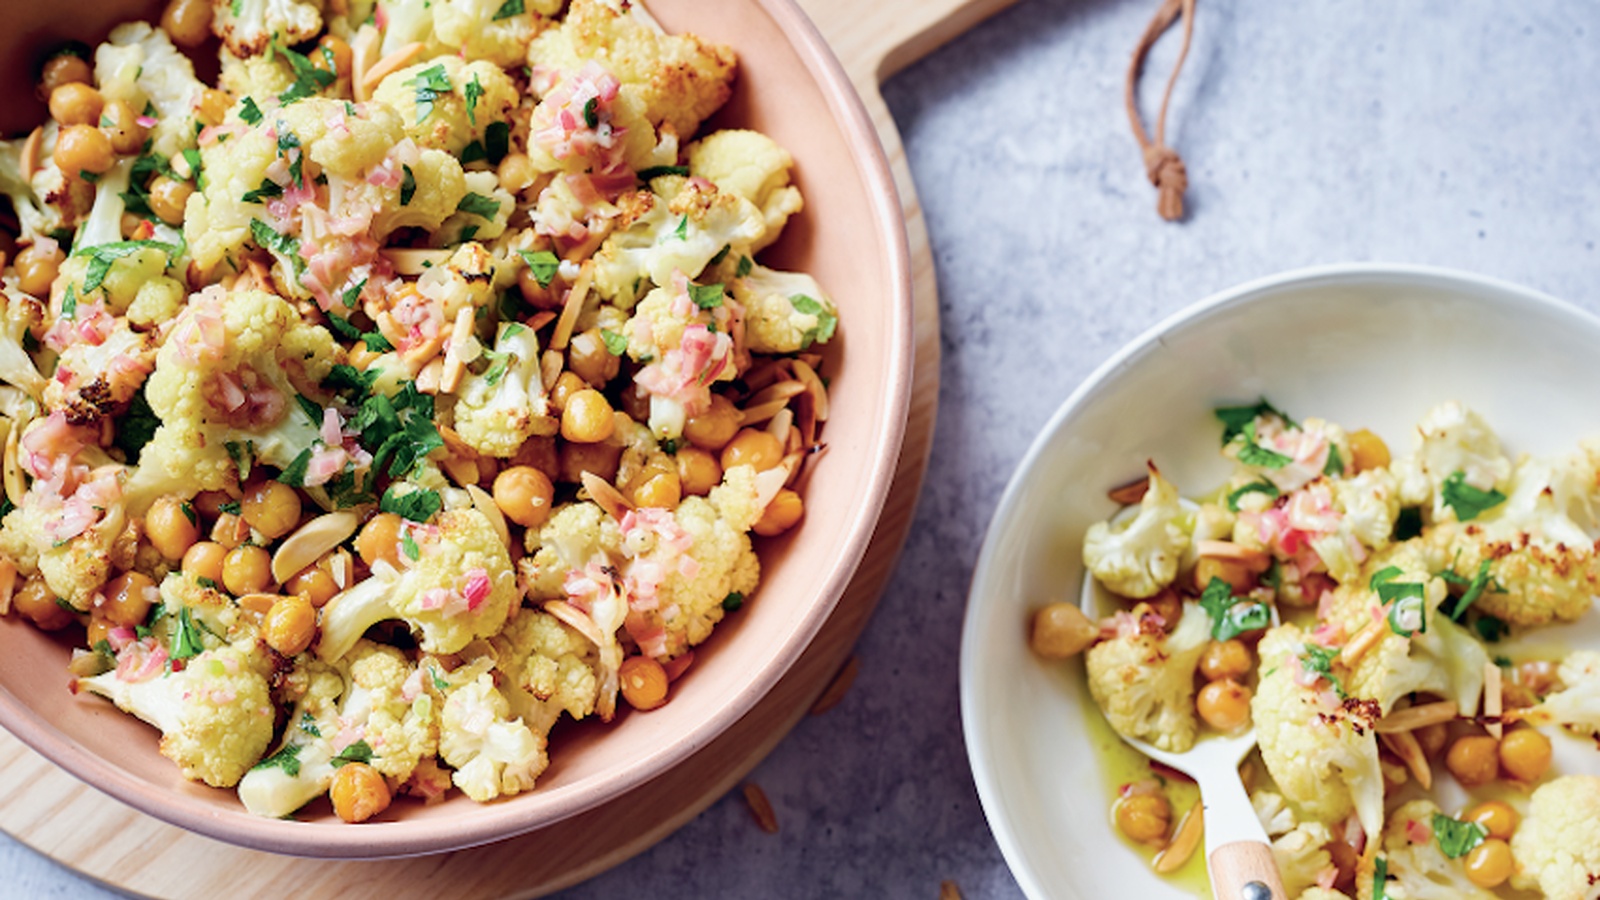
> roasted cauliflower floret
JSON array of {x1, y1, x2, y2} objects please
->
[
  {"x1": 372, "y1": 58, "x2": 518, "y2": 156},
  {"x1": 452, "y1": 320, "x2": 556, "y2": 457},
  {"x1": 1391, "y1": 401, "x2": 1513, "y2": 520},
  {"x1": 1366, "y1": 800, "x2": 1500, "y2": 900},
  {"x1": 1084, "y1": 600, "x2": 1209, "y2": 753},
  {"x1": 688, "y1": 130, "x2": 803, "y2": 252},
  {"x1": 591, "y1": 180, "x2": 767, "y2": 308},
  {"x1": 93, "y1": 22, "x2": 207, "y2": 159},
  {"x1": 1509, "y1": 774, "x2": 1600, "y2": 900},
  {"x1": 491, "y1": 609, "x2": 599, "y2": 732},
  {"x1": 1083, "y1": 464, "x2": 1190, "y2": 599},
  {"x1": 431, "y1": 0, "x2": 553, "y2": 67},
  {"x1": 1519, "y1": 650, "x2": 1600, "y2": 737},
  {"x1": 525, "y1": 62, "x2": 660, "y2": 176},
  {"x1": 730, "y1": 262, "x2": 838, "y2": 356},
  {"x1": 1274, "y1": 821, "x2": 1338, "y2": 898},
  {"x1": 439, "y1": 673, "x2": 547, "y2": 802},
  {"x1": 211, "y1": 0, "x2": 326, "y2": 57}
]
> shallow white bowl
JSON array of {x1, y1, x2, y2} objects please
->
[{"x1": 960, "y1": 263, "x2": 1600, "y2": 899}]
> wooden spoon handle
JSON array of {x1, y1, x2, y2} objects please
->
[{"x1": 1208, "y1": 841, "x2": 1289, "y2": 900}]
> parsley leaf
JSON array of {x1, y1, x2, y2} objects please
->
[
  {"x1": 1214, "y1": 398, "x2": 1296, "y2": 445},
  {"x1": 637, "y1": 165, "x2": 690, "y2": 181},
  {"x1": 1235, "y1": 421, "x2": 1293, "y2": 468},
  {"x1": 1197, "y1": 577, "x2": 1271, "y2": 641},
  {"x1": 322, "y1": 363, "x2": 379, "y2": 396},
  {"x1": 1447, "y1": 558, "x2": 1497, "y2": 620},
  {"x1": 400, "y1": 164, "x2": 416, "y2": 206},
  {"x1": 492, "y1": 0, "x2": 525, "y2": 19},
  {"x1": 380, "y1": 485, "x2": 443, "y2": 523},
  {"x1": 111, "y1": 387, "x2": 161, "y2": 465},
  {"x1": 1440, "y1": 470, "x2": 1507, "y2": 521},
  {"x1": 61, "y1": 284, "x2": 77, "y2": 320},
  {"x1": 1393, "y1": 506, "x2": 1423, "y2": 541},
  {"x1": 689, "y1": 282, "x2": 724, "y2": 310},
  {"x1": 736, "y1": 255, "x2": 753, "y2": 278},
  {"x1": 278, "y1": 448, "x2": 312, "y2": 487},
  {"x1": 1225, "y1": 480, "x2": 1280, "y2": 512},
  {"x1": 789, "y1": 294, "x2": 838, "y2": 348},
  {"x1": 342, "y1": 277, "x2": 367, "y2": 309},
  {"x1": 1373, "y1": 858, "x2": 1389, "y2": 900},
  {"x1": 464, "y1": 74, "x2": 483, "y2": 126},
  {"x1": 249, "y1": 218, "x2": 300, "y2": 270},
  {"x1": 1323, "y1": 443, "x2": 1345, "y2": 476},
  {"x1": 330, "y1": 740, "x2": 375, "y2": 768},
  {"x1": 276, "y1": 42, "x2": 335, "y2": 104},
  {"x1": 241, "y1": 178, "x2": 283, "y2": 203},
  {"x1": 239, "y1": 96, "x2": 263, "y2": 125},
  {"x1": 722, "y1": 592, "x2": 745, "y2": 611},
  {"x1": 361, "y1": 331, "x2": 394, "y2": 353},
  {"x1": 251, "y1": 744, "x2": 303, "y2": 777},
  {"x1": 1475, "y1": 615, "x2": 1506, "y2": 642},
  {"x1": 294, "y1": 393, "x2": 323, "y2": 426},
  {"x1": 401, "y1": 531, "x2": 421, "y2": 561},
  {"x1": 1370, "y1": 566, "x2": 1428, "y2": 636},
  {"x1": 407, "y1": 64, "x2": 452, "y2": 124},
  {"x1": 1298, "y1": 643, "x2": 1347, "y2": 698},
  {"x1": 170, "y1": 607, "x2": 206, "y2": 661},
  {"x1": 75, "y1": 239, "x2": 183, "y2": 293},
  {"x1": 483, "y1": 121, "x2": 510, "y2": 164},
  {"x1": 457, "y1": 192, "x2": 501, "y2": 220},
  {"x1": 1431, "y1": 813, "x2": 1487, "y2": 859},
  {"x1": 224, "y1": 440, "x2": 254, "y2": 481},
  {"x1": 600, "y1": 328, "x2": 628, "y2": 356},
  {"x1": 518, "y1": 249, "x2": 560, "y2": 287}
]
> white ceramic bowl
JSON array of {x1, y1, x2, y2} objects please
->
[{"x1": 960, "y1": 263, "x2": 1600, "y2": 898}]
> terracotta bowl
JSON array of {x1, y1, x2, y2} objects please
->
[{"x1": 0, "y1": 0, "x2": 912, "y2": 858}]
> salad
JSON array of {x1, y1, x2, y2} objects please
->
[
  {"x1": 1031, "y1": 399, "x2": 1600, "y2": 899},
  {"x1": 0, "y1": 0, "x2": 839, "y2": 823}
]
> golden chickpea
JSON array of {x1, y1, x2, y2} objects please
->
[
  {"x1": 98, "y1": 100, "x2": 148, "y2": 156},
  {"x1": 630, "y1": 469, "x2": 682, "y2": 510},
  {"x1": 240, "y1": 480, "x2": 302, "y2": 541},
  {"x1": 1198, "y1": 639, "x2": 1252, "y2": 681},
  {"x1": 618, "y1": 383, "x2": 652, "y2": 421},
  {"x1": 97, "y1": 571, "x2": 155, "y2": 628},
  {"x1": 182, "y1": 541, "x2": 228, "y2": 586},
  {"x1": 619, "y1": 655, "x2": 670, "y2": 711},
  {"x1": 1415, "y1": 721, "x2": 1449, "y2": 758},
  {"x1": 676, "y1": 446, "x2": 722, "y2": 496},
  {"x1": 191, "y1": 490, "x2": 233, "y2": 520},
  {"x1": 683, "y1": 394, "x2": 741, "y2": 451},
  {"x1": 145, "y1": 496, "x2": 201, "y2": 560},
  {"x1": 161, "y1": 0, "x2": 213, "y2": 47},
  {"x1": 517, "y1": 265, "x2": 560, "y2": 309},
  {"x1": 37, "y1": 54, "x2": 91, "y2": 100},
  {"x1": 568, "y1": 329, "x2": 620, "y2": 387},
  {"x1": 1446, "y1": 735, "x2": 1500, "y2": 787},
  {"x1": 1194, "y1": 557, "x2": 1254, "y2": 593},
  {"x1": 263, "y1": 594, "x2": 317, "y2": 656},
  {"x1": 753, "y1": 488, "x2": 804, "y2": 536},
  {"x1": 330, "y1": 762, "x2": 392, "y2": 823},
  {"x1": 86, "y1": 614, "x2": 113, "y2": 648},
  {"x1": 284, "y1": 565, "x2": 339, "y2": 608},
  {"x1": 1196, "y1": 678, "x2": 1253, "y2": 732},
  {"x1": 1114, "y1": 793, "x2": 1170, "y2": 844},
  {"x1": 356, "y1": 513, "x2": 404, "y2": 569},
  {"x1": 1463, "y1": 838, "x2": 1513, "y2": 889},
  {"x1": 1498, "y1": 727, "x2": 1552, "y2": 782},
  {"x1": 194, "y1": 88, "x2": 233, "y2": 127},
  {"x1": 509, "y1": 436, "x2": 560, "y2": 481},
  {"x1": 54, "y1": 124, "x2": 113, "y2": 178},
  {"x1": 312, "y1": 35, "x2": 352, "y2": 78},
  {"x1": 559, "y1": 440, "x2": 622, "y2": 484},
  {"x1": 48, "y1": 83, "x2": 103, "y2": 127},
  {"x1": 1347, "y1": 429, "x2": 1391, "y2": 473},
  {"x1": 13, "y1": 577, "x2": 73, "y2": 630},
  {"x1": 222, "y1": 545, "x2": 273, "y2": 596},
  {"x1": 720, "y1": 428, "x2": 784, "y2": 472},
  {"x1": 561, "y1": 389, "x2": 615, "y2": 443},
  {"x1": 548, "y1": 371, "x2": 586, "y2": 413},
  {"x1": 1463, "y1": 800, "x2": 1518, "y2": 840},
  {"x1": 1028, "y1": 602, "x2": 1097, "y2": 659},
  {"x1": 147, "y1": 176, "x2": 194, "y2": 226},
  {"x1": 497, "y1": 152, "x2": 536, "y2": 194},
  {"x1": 14, "y1": 241, "x2": 64, "y2": 298},
  {"x1": 493, "y1": 466, "x2": 555, "y2": 529}
]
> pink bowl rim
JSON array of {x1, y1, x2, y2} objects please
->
[{"x1": 0, "y1": 0, "x2": 914, "y2": 859}]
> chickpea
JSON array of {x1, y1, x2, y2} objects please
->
[
  {"x1": 1498, "y1": 727, "x2": 1552, "y2": 782},
  {"x1": 1196, "y1": 678, "x2": 1253, "y2": 733},
  {"x1": 147, "y1": 176, "x2": 194, "y2": 226},
  {"x1": 561, "y1": 389, "x2": 615, "y2": 443},
  {"x1": 617, "y1": 383, "x2": 652, "y2": 421},
  {"x1": 48, "y1": 83, "x2": 104, "y2": 127},
  {"x1": 161, "y1": 0, "x2": 214, "y2": 47},
  {"x1": 619, "y1": 655, "x2": 670, "y2": 710},
  {"x1": 630, "y1": 469, "x2": 682, "y2": 510},
  {"x1": 1114, "y1": 793, "x2": 1170, "y2": 844},
  {"x1": 86, "y1": 614, "x2": 113, "y2": 648},
  {"x1": 54, "y1": 124, "x2": 114, "y2": 179},
  {"x1": 548, "y1": 371, "x2": 586, "y2": 413},
  {"x1": 240, "y1": 480, "x2": 302, "y2": 540},
  {"x1": 1194, "y1": 557, "x2": 1253, "y2": 593},
  {"x1": 683, "y1": 394, "x2": 741, "y2": 451},
  {"x1": 13, "y1": 577, "x2": 73, "y2": 630},
  {"x1": 284, "y1": 565, "x2": 339, "y2": 609},
  {"x1": 509, "y1": 436, "x2": 560, "y2": 481},
  {"x1": 222, "y1": 545, "x2": 273, "y2": 596},
  {"x1": 37, "y1": 54, "x2": 92, "y2": 100},
  {"x1": 497, "y1": 152, "x2": 536, "y2": 195},
  {"x1": 97, "y1": 571, "x2": 155, "y2": 628},
  {"x1": 517, "y1": 265, "x2": 560, "y2": 309},
  {"x1": 559, "y1": 440, "x2": 622, "y2": 484},
  {"x1": 14, "y1": 241, "x2": 65, "y2": 298},
  {"x1": 182, "y1": 541, "x2": 228, "y2": 586},
  {"x1": 145, "y1": 496, "x2": 201, "y2": 560},
  {"x1": 568, "y1": 329, "x2": 620, "y2": 387},
  {"x1": 1446, "y1": 735, "x2": 1500, "y2": 787},
  {"x1": 98, "y1": 100, "x2": 148, "y2": 156},
  {"x1": 676, "y1": 446, "x2": 722, "y2": 496},
  {"x1": 330, "y1": 762, "x2": 392, "y2": 823},
  {"x1": 753, "y1": 488, "x2": 804, "y2": 536},
  {"x1": 194, "y1": 88, "x2": 233, "y2": 127},
  {"x1": 1028, "y1": 602, "x2": 1097, "y2": 659},
  {"x1": 1463, "y1": 837, "x2": 1513, "y2": 889},
  {"x1": 312, "y1": 36, "x2": 352, "y2": 78},
  {"x1": 1415, "y1": 721, "x2": 1449, "y2": 758},
  {"x1": 1198, "y1": 639, "x2": 1252, "y2": 681},
  {"x1": 356, "y1": 513, "x2": 404, "y2": 569},
  {"x1": 1144, "y1": 589, "x2": 1182, "y2": 630},
  {"x1": 1347, "y1": 428, "x2": 1391, "y2": 473},
  {"x1": 493, "y1": 466, "x2": 555, "y2": 529},
  {"x1": 720, "y1": 428, "x2": 784, "y2": 473},
  {"x1": 1463, "y1": 800, "x2": 1518, "y2": 840},
  {"x1": 191, "y1": 490, "x2": 233, "y2": 520},
  {"x1": 263, "y1": 594, "x2": 317, "y2": 656},
  {"x1": 211, "y1": 512, "x2": 249, "y2": 549}
]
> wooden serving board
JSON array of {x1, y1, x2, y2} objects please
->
[{"x1": 0, "y1": 0, "x2": 1016, "y2": 895}]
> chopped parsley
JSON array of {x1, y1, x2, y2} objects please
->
[
  {"x1": 482, "y1": 121, "x2": 510, "y2": 164},
  {"x1": 352, "y1": 381, "x2": 445, "y2": 481},
  {"x1": 736, "y1": 255, "x2": 753, "y2": 278},
  {"x1": 342, "y1": 277, "x2": 367, "y2": 309},
  {"x1": 789, "y1": 294, "x2": 837, "y2": 348},
  {"x1": 1198, "y1": 577, "x2": 1271, "y2": 641},
  {"x1": 722, "y1": 592, "x2": 745, "y2": 612},
  {"x1": 241, "y1": 178, "x2": 284, "y2": 203},
  {"x1": 380, "y1": 485, "x2": 442, "y2": 523},
  {"x1": 400, "y1": 164, "x2": 416, "y2": 206},
  {"x1": 518, "y1": 249, "x2": 560, "y2": 287},
  {"x1": 278, "y1": 448, "x2": 312, "y2": 487},
  {"x1": 276, "y1": 41, "x2": 336, "y2": 104},
  {"x1": 464, "y1": 73, "x2": 483, "y2": 126},
  {"x1": 224, "y1": 440, "x2": 254, "y2": 480},
  {"x1": 457, "y1": 192, "x2": 501, "y2": 220},
  {"x1": 600, "y1": 328, "x2": 628, "y2": 356},
  {"x1": 1234, "y1": 421, "x2": 1293, "y2": 469},
  {"x1": 1214, "y1": 398, "x2": 1296, "y2": 445},
  {"x1": 480, "y1": 346, "x2": 513, "y2": 386},
  {"x1": 1370, "y1": 566, "x2": 1427, "y2": 636},
  {"x1": 112, "y1": 388, "x2": 160, "y2": 464},
  {"x1": 1298, "y1": 643, "x2": 1347, "y2": 698},
  {"x1": 249, "y1": 219, "x2": 300, "y2": 269},
  {"x1": 1475, "y1": 615, "x2": 1506, "y2": 642},
  {"x1": 60, "y1": 284, "x2": 77, "y2": 320},
  {"x1": 322, "y1": 363, "x2": 380, "y2": 395},
  {"x1": 407, "y1": 64, "x2": 452, "y2": 124},
  {"x1": 492, "y1": 0, "x2": 525, "y2": 19},
  {"x1": 637, "y1": 165, "x2": 690, "y2": 181},
  {"x1": 74, "y1": 238, "x2": 184, "y2": 293},
  {"x1": 239, "y1": 96, "x2": 263, "y2": 125},
  {"x1": 1373, "y1": 858, "x2": 1389, "y2": 900},
  {"x1": 1225, "y1": 479, "x2": 1280, "y2": 512},
  {"x1": 170, "y1": 607, "x2": 206, "y2": 661},
  {"x1": 1431, "y1": 813, "x2": 1487, "y2": 859},
  {"x1": 251, "y1": 744, "x2": 303, "y2": 777},
  {"x1": 294, "y1": 393, "x2": 323, "y2": 426},
  {"x1": 1393, "y1": 506, "x2": 1423, "y2": 541},
  {"x1": 330, "y1": 740, "x2": 375, "y2": 768},
  {"x1": 1323, "y1": 443, "x2": 1345, "y2": 476},
  {"x1": 360, "y1": 331, "x2": 394, "y2": 353},
  {"x1": 120, "y1": 151, "x2": 172, "y2": 216},
  {"x1": 708, "y1": 244, "x2": 732, "y2": 267},
  {"x1": 401, "y1": 531, "x2": 421, "y2": 561},
  {"x1": 1445, "y1": 558, "x2": 1497, "y2": 620},
  {"x1": 1440, "y1": 470, "x2": 1507, "y2": 521},
  {"x1": 672, "y1": 215, "x2": 689, "y2": 241},
  {"x1": 298, "y1": 712, "x2": 321, "y2": 737},
  {"x1": 276, "y1": 128, "x2": 305, "y2": 189},
  {"x1": 689, "y1": 282, "x2": 725, "y2": 310}
]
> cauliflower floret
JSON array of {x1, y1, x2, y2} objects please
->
[
  {"x1": 1274, "y1": 821, "x2": 1338, "y2": 898},
  {"x1": 430, "y1": 172, "x2": 515, "y2": 247},
  {"x1": 490, "y1": 609, "x2": 599, "y2": 732},
  {"x1": 521, "y1": 500, "x2": 624, "y2": 596},
  {"x1": 1519, "y1": 650, "x2": 1600, "y2": 737},
  {"x1": 1084, "y1": 600, "x2": 1209, "y2": 753},
  {"x1": 1252, "y1": 790, "x2": 1299, "y2": 837},
  {"x1": 1082, "y1": 465, "x2": 1190, "y2": 599},
  {"x1": 1311, "y1": 467, "x2": 1402, "y2": 584},
  {"x1": 236, "y1": 659, "x2": 345, "y2": 817},
  {"x1": 621, "y1": 271, "x2": 740, "y2": 439},
  {"x1": 729, "y1": 262, "x2": 838, "y2": 356},
  {"x1": 369, "y1": 145, "x2": 469, "y2": 239},
  {"x1": 1509, "y1": 775, "x2": 1600, "y2": 900},
  {"x1": 317, "y1": 508, "x2": 517, "y2": 660},
  {"x1": 590, "y1": 180, "x2": 767, "y2": 308},
  {"x1": 688, "y1": 130, "x2": 803, "y2": 253},
  {"x1": 122, "y1": 288, "x2": 339, "y2": 508},
  {"x1": 217, "y1": 49, "x2": 295, "y2": 99},
  {"x1": 0, "y1": 289, "x2": 46, "y2": 400},
  {"x1": 1365, "y1": 800, "x2": 1499, "y2": 900},
  {"x1": 371, "y1": 58, "x2": 518, "y2": 156},
  {"x1": 43, "y1": 322, "x2": 158, "y2": 428},
  {"x1": 0, "y1": 135, "x2": 68, "y2": 245},
  {"x1": 77, "y1": 640, "x2": 276, "y2": 787},
  {"x1": 452, "y1": 320, "x2": 556, "y2": 457},
  {"x1": 527, "y1": 0, "x2": 736, "y2": 139},
  {"x1": 439, "y1": 673, "x2": 547, "y2": 801},
  {"x1": 211, "y1": 0, "x2": 326, "y2": 57},
  {"x1": 1252, "y1": 624, "x2": 1384, "y2": 840},
  {"x1": 1390, "y1": 402, "x2": 1512, "y2": 519},
  {"x1": 432, "y1": 0, "x2": 553, "y2": 67},
  {"x1": 525, "y1": 63, "x2": 660, "y2": 177},
  {"x1": 93, "y1": 22, "x2": 207, "y2": 160}
]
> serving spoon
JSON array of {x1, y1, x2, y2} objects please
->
[{"x1": 1081, "y1": 575, "x2": 1288, "y2": 900}]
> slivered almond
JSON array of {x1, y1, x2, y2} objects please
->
[
  {"x1": 380, "y1": 248, "x2": 452, "y2": 275},
  {"x1": 1484, "y1": 662, "x2": 1503, "y2": 739},
  {"x1": 1107, "y1": 475, "x2": 1151, "y2": 506},
  {"x1": 1152, "y1": 800, "x2": 1203, "y2": 873},
  {"x1": 581, "y1": 471, "x2": 633, "y2": 521},
  {"x1": 1380, "y1": 729, "x2": 1433, "y2": 790},
  {"x1": 550, "y1": 260, "x2": 593, "y2": 351},
  {"x1": 441, "y1": 456, "x2": 480, "y2": 489},
  {"x1": 779, "y1": 450, "x2": 805, "y2": 488},
  {"x1": 809, "y1": 655, "x2": 859, "y2": 715},
  {"x1": 540, "y1": 349, "x2": 564, "y2": 391},
  {"x1": 360, "y1": 42, "x2": 425, "y2": 93},
  {"x1": 544, "y1": 599, "x2": 606, "y2": 648},
  {"x1": 737, "y1": 397, "x2": 791, "y2": 427},
  {"x1": 19, "y1": 126, "x2": 43, "y2": 183},
  {"x1": 741, "y1": 358, "x2": 790, "y2": 394},
  {"x1": 467, "y1": 485, "x2": 509, "y2": 548},
  {"x1": 441, "y1": 306, "x2": 475, "y2": 394},
  {"x1": 329, "y1": 548, "x2": 352, "y2": 590},
  {"x1": 1194, "y1": 540, "x2": 1272, "y2": 572},
  {"x1": 753, "y1": 467, "x2": 788, "y2": 513},
  {"x1": 796, "y1": 390, "x2": 817, "y2": 447},
  {"x1": 790, "y1": 358, "x2": 829, "y2": 422},
  {"x1": 765, "y1": 408, "x2": 793, "y2": 443},
  {"x1": 784, "y1": 424, "x2": 803, "y2": 455},
  {"x1": 350, "y1": 25, "x2": 380, "y2": 103},
  {"x1": 525, "y1": 310, "x2": 557, "y2": 333},
  {"x1": 744, "y1": 379, "x2": 806, "y2": 411},
  {"x1": 1375, "y1": 699, "x2": 1458, "y2": 733},
  {"x1": 741, "y1": 782, "x2": 779, "y2": 834},
  {"x1": 415, "y1": 356, "x2": 444, "y2": 394},
  {"x1": 271, "y1": 511, "x2": 360, "y2": 584},
  {"x1": 1338, "y1": 616, "x2": 1388, "y2": 668}
]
